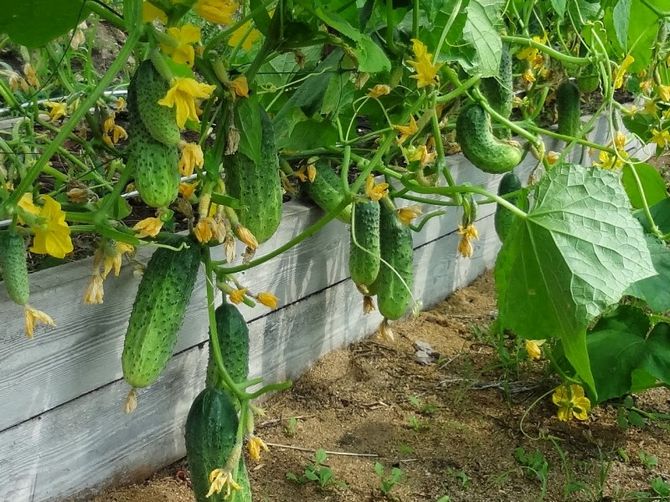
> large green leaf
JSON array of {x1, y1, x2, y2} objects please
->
[
  {"x1": 627, "y1": 0, "x2": 662, "y2": 73},
  {"x1": 550, "y1": 0, "x2": 566, "y2": 17},
  {"x1": 626, "y1": 236, "x2": 670, "y2": 313},
  {"x1": 462, "y1": 0, "x2": 503, "y2": 77},
  {"x1": 587, "y1": 306, "x2": 670, "y2": 401},
  {"x1": 0, "y1": 0, "x2": 89, "y2": 48},
  {"x1": 621, "y1": 162, "x2": 668, "y2": 209},
  {"x1": 495, "y1": 165, "x2": 655, "y2": 391}
]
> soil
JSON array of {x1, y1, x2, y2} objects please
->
[{"x1": 92, "y1": 273, "x2": 670, "y2": 502}]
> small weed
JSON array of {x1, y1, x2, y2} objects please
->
[
  {"x1": 374, "y1": 462, "x2": 404, "y2": 495},
  {"x1": 650, "y1": 477, "x2": 670, "y2": 497},
  {"x1": 283, "y1": 416, "x2": 299, "y2": 437},
  {"x1": 638, "y1": 451, "x2": 658, "y2": 470},
  {"x1": 397, "y1": 443, "x2": 414, "y2": 457},
  {"x1": 285, "y1": 449, "x2": 347, "y2": 490},
  {"x1": 408, "y1": 395, "x2": 438, "y2": 415},
  {"x1": 406, "y1": 415, "x2": 428, "y2": 432},
  {"x1": 436, "y1": 496, "x2": 451, "y2": 502},
  {"x1": 447, "y1": 467, "x2": 470, "y2": 488},
  {"x1": 514, "y1": 447, "x2": 549, "y2": 498}
]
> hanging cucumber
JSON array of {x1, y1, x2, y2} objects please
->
[
  {"x1": 302, "y1": 161, "x2": 352, "y2": 223},
  {"x1": 206, "y1": 301, "x2": 249, "y2": 391},
  {"x1": 494, "y1": 172, "x2": 523, "y2": 243},
  {"x1": 556, "y1": 80, "x2": 581, "y2": 137},
  {"x1": 480, "y1": 46, "x2": 513, "y2": 138},
  {"x1": 456, "y1": 104, "x2": 523, "y2": 174},
  {"x1": 349, "y1": 200, "x2": 381, "y2": 289},
  {"x1": 133, "y1": 60, "x2": 181, "y2": 146},
  {"x1": 0, "y1": 231, "x2": 29, "y2": 306}
]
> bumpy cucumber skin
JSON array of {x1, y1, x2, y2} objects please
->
[
  {"x1": 127, "y1": 65, "x2": 180, "y2": 209},
  {"x1": 185, "y1": 388, "x2": 247, "y2": 502},
  {"x1": 206, "y1": 302, "x2": 249, "y2": 390},
  {"x1": 0, "y1": 232, "x2": 29, "y2": 305},
  {"x1": 556, "y1": 81, "x2": 581, "y2": 137},
  {"x1": 456, "y1": 104, "x2": 523, "y2": 174},
  {"x1": 226, "y1": 109, "x2": 282, "y2": 244},
  {"x1": 480, "y1": 47, "x2": 513, "y2": 138},
  {"x1": 122, "y1": 242, "x2": 201, "y2": 389},
  {"x1": 372, "y1": 203, "x2": 413, "y2": 320},
  {"x1": 134, "y1": 60, "x2": 181, "y2": 146},
  {"x1": 303, "y1": 161, "x2": 352, "y2": 223},
  {"x1": 349, "y1": 200, "x2": 380, "y2": 287},
  {"x1": 494, "y1": 172, "x2": 522, "y2": 243}
]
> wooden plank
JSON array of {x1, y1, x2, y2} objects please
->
[{"x1": 0, "y1": 212, "x2": 501, "y2": 502}]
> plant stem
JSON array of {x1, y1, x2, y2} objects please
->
[{"x1": 501, "y1": 35, "x2": 591, "y2": 65}]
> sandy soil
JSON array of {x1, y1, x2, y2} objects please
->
[{"x1": 92, "y1": 273, "x2": 670, "y2": 502}]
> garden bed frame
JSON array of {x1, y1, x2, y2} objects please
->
[{"x1": 0, "y1": 114, "x2": 651, "y2": 501}]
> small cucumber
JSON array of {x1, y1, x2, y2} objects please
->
[
  {"x1": 206, "y1": 301, "x2": 249, "y2": 390},
  {"x1": 133, "y1": 60, "x2": 181, "y2": 146},
  {"x1": 494, "y1": 172, "x2": 522, "y2": 243},
  {"x1": 0, "y1": 231, "x2": 29, "y2": 306},
  {"x1": 349, "y1": 200, "x2": 380, "y2": 288},
  {"x1": 480, "y1": 46, "x2": 513, "y2": 138},
  {"x1": 556, "y1": 80, "x2": 581, "y2": 137},
  {"x1": 128, "y1": 129, "x2": 180, "y2": 208},
  {"x1": 303, "y1": 161, "x2": 352, "y2": 223},
  {"x1": 456, "y1": 104, "x2": 523, "y2": 174}
]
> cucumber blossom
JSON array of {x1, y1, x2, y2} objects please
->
[
  {"x1": 0, "y1": 231, "x2": 29, "y2": 306},
  {"x1": 349, "y1": 200, "x2": 381, "y2": 289},
  {"x1": 556, "y1": 80, "x2": 581, "y2": 137},
  {"x1": 456, "y1": 104, "x2": 523, "y2": 174},
  {"x1": 494, "y1": 172, "x2": 522, "y2": 243},
  {"x1": 122, "y1": 241, "x2": 201, "y2": 390}
]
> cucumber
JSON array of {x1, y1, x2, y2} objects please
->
[
  {"x1": 480, "y1": 46, "x2": 513, "y2": 138},
  {"x1": 456, "y1": 104, "x2": 523, "y2": 174},
  {"x1": 226, "y1": 108, "x2": 282, "y2": 244},
  {"x1": 556, "y1": 80, "x2": 581, "y2": 137},
  {"x1": 185, "y1": 387, "x2": 250, "y2": 502},
  {"x1": 303, "y1": 161, "x2": 352, "y2": 223},
  {"x1": 206, "y1": 301, "x2": 249, "y2": 391},
  {"x1": 494, "y1": 172, "x2": 522, "y2": 243},
  {"x1": 577, "y1": 65, "x2": 599, "y2": 93},
  {"x1": 0, "y1": 231, "x2": 29, "y2": 306},
  {"x1": 372, "y1": 201, "x2": 413, "y2": 320},
  {"x1": 133, "y1": 60, "x2": 181, "y2": 146},
  {"x1": 122, "y1": 240, "x2": 201, "y2": 389},
  {"x1": 349, "y1": 200, "x2": 380, "y2": 288}
]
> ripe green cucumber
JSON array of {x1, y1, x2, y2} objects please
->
[
  {"x1": 456, "y1": 104, "x2": 523, "y2": 174},
  {"x1": 480, "y1": 46, "x2": 513, "y2": 138},
  {"x1": 122, "y1": 241, "x2": 201, "y2": 389},
  {"x1": 206, "y1": 301, "x2": 249, "y2": 390},
  {"x1": 128, "y1": 129, "x2": 180, "y2": 208},
  {"x1": 185, "y1": 387, "x2": 249, "y2": 502},
  {"x1": 303, "y1": 161, "x2": 352, "y2": 223},
  {"x1": 494, "y1": 172, "x2": 522, "y2": 243},
  {"x1": 556, "y1": 80, "x2": 581, "y2": 137},
  {"x1": 133, "y1": 60, "x2": 181, "y2": 146},
  {"x1": 0, "y1": 231, "x2": 29, "y2": 306},
  {"x1": 372, "y1": 202, "x2": 413, "y2": 320},
  {"x1": 349, "y1": 200, "x2": 380, "y2": 288},
  {"x1": 226, "y1": 108, "x2": 282, "y2": 243}
]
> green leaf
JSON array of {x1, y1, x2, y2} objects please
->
[
  {"x1": 495, "y1": 165, "x2": 655, "y2": 391},
  {"x1": 550, "y1": 0, "x2": 567, "y2": 17},
  {"x1": 635, "y1": 198, "x2": 670, "y2": 234},
  {"x1": 0, "y1": 0, "x2": 89, "y2": 48},
  {"x1": 621, "y1": 162, "x2": 668, "y2": 209},
  {"x1": 627, "y1": 0, "x2": 662, "y2": 73},
  {"x1": 626, "y1": 236, "x2": 670, "y2": 312},
  {"x1": 282, "y1": 119, "x2": 338, "y2": 151},
  {"x1": 612, "y1": 0, "x2": 631, "y2": 51},
  {"x1": 462, "y1": 0, "x2": 503, "y2": 77},
  {"x1": 587, "y1": 306, "x2": 670, "y2": 401}
]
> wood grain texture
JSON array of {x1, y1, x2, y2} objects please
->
[{"x1": 0, "y1": 212, "x2": 501, "y2": 502}]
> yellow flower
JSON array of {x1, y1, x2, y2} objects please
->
[
  {"x1": 234, "y1": 225, "x2": 258, "y2": 250},
  {"x1": 193, "y1": 217, "x2": 224, "y2": 244},
  {"x1": 397, "y1": 205, "x2": 422, "y2": 226},
  {"x1": 613, "y1": 54, "x2": 634, "y2": 89},
  {"x1": 522, "y1": 68, "x2": 536, "y2": 84},
  {"x1": 247, "y1": 435, "x2": 269, "y2": 461},
  {"x1": 28, "y1": 195, "x2": 73, "y2": 259},
  {"x1": 257, "y1": 292, "x2": 279, "y2": 309},
  {"x1": 83, "y1": 273, "x2": 105, "y2": 305},
  {"x1": 17, "y1": 193, "x2": 40, "y2": 224},
  {"x1": 516, "y1": 34, "x2": 548, "y2": 62},
  {"x1": 651, "y1": 128, "x2": 670, "y2": 148},
  {"x1": 639, "y1": 80, "x2": 654, "y2": 94},
  {"x1": 552, "y1": 384, "x2": 591, "y2": 421},
  {"x1": 230, "y1": 75, "x2": 249, "y2": 98},
  {"x1": 161, "y1": 24, "x2": 201, "y2": 67},
  {"x1": 142, "y1": 1, "x2": 167, "y2": 23},
  {"x1": 44, "y1": 101, "x2": 67, "y2": 122},
  {"x1": 407, "y1": 39, "x2": 441, "y2": 88},
  {"x1": 229, "y1": 288, "x2": 248, "y2": 304},
  {"x1": 394, "y1": 116, "x2": 418, "y2": 145},
  {"x1": 179, "y1": 182, "x2": 197, "y2": 199},
  {"x1": 228, "y1": 19, "x2": 262, "y2": 50},
  {"x1": 594, "y1": 150, "x2": 627, "y2": 170},
  {"x1": 406, "y1": 145, "x2": 436, "y2": 167},
  {"x1": 207, "y1": 468, "x2": 241, "y2": 498},
  {"x1": 457, "y1": 224, "x2": 479, "y2": 258},
  {"x1": 133, "y1": 217, "x2": 163, "y2": 238},
  {"x1": 178, "y1": 142, "x2": 204, "y2": 176},
  {"x1": 114, "y1": 97, "x2": 127, "y2": 111},
  {"x1": 24, "y1": 305, "x2": 55, "y2": 338},
  {"x1": 195, "y1": 0, "x2": 238, "y2": 25},
  {"x1": 368, "y1": 84, "x2": 392, "y2": 98},
  {"x1": 365, "y1": 175, "x2": 389, "y2": 202},
  {"x1": 102, "y1": 113, "x2": 128, "y2": 147},
  {"x1": 294, "y1": 164, "x2": 316, "y2": 183},
  {"x1": 545, "y1": 151, "x2": 559, "y2": 165},
  {"x1": 95, "y1": 241, "x2": 134, "y2": 279},
  {"x1": 614, "y1": 131, "x2": 627, "y2": 151},
  {"x1": 158, "y1": 77, "x2": 217, "y2": 128},
  {"x1": 643, "y1": 99, "x2": 658, "y2": 116},
  {"x1": 525, "y1": 339, "x2": 545, "y2": 360},
  {"x1": 658, "y1": 84, "x2": 670, "y2": 102},
  {"x1": 23, "y1": 63, "x2": 39, "y2": 88}
]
